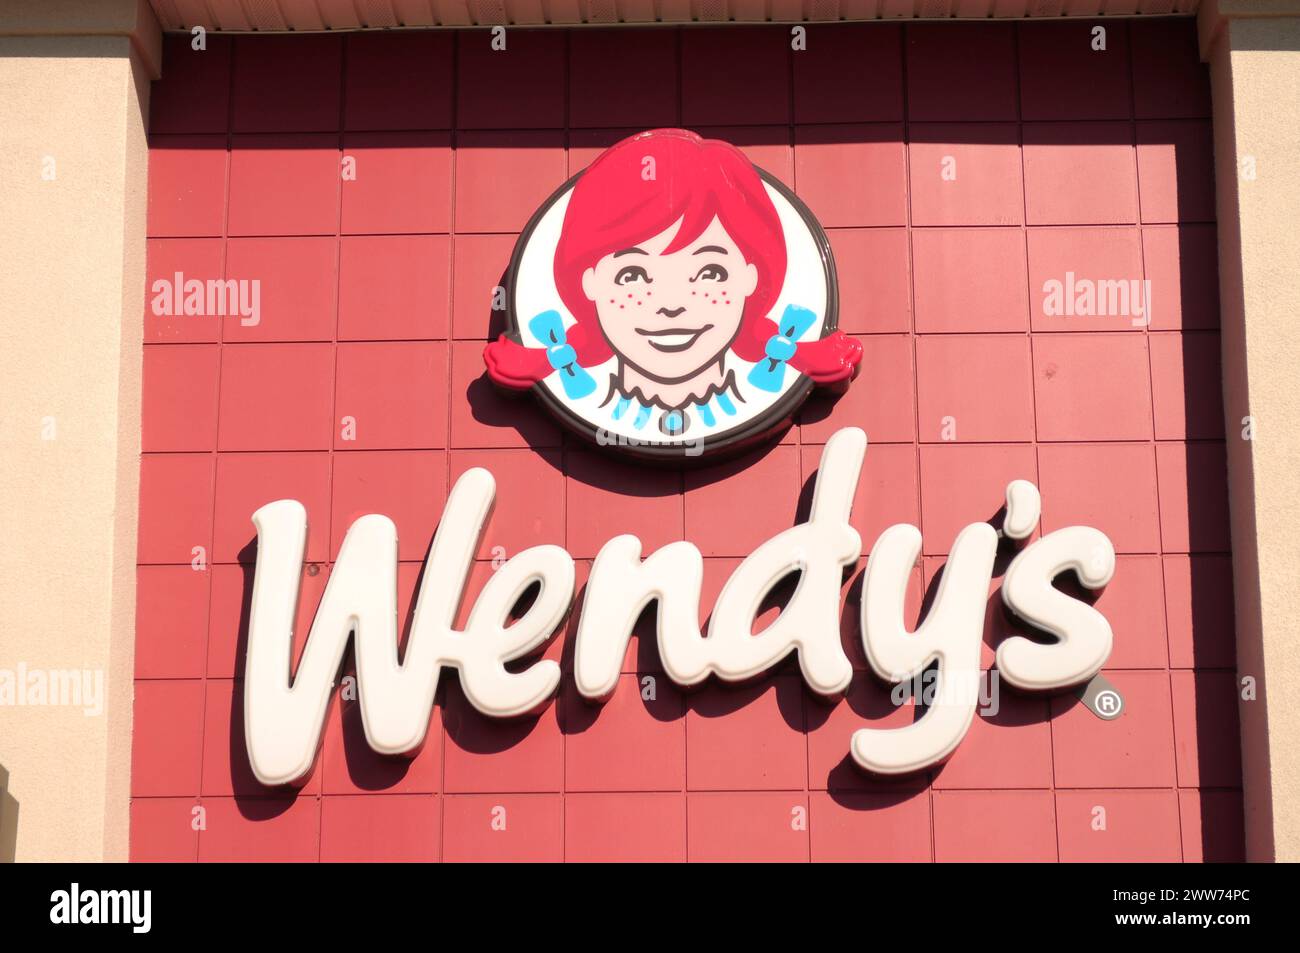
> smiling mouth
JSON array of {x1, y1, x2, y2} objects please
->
[{"x1": 635, "y1": 325, "x2": 714, "y2": 353}]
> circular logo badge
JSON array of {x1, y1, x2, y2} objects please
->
[{"x1": 484, "y1": 128, "x2": 861, "y2": 462}]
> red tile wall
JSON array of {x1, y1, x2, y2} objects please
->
[{"x1": 134, "y1": 19, "x2": 1243, "y2": 862}]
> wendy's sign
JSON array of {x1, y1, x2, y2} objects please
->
[
  {"x1": 235, "y1": 131, "x2": 1121, "y2": 790},
  {"x1": 241, "y1": 429, "x2": 1118, "y2": 788},
  {"x1": 484, "y1": 128, "x2": 861, "y2": 460}
]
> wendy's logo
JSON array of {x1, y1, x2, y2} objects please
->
[{"x1": 484, "y1": 128, "x2": 862, "y2": 460}]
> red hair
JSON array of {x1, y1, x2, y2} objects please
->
[{"x1": 484, "y1": 128, "x2": 861, "y2": 390}]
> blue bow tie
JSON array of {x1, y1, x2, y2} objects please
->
[
  {"x1": 530, "y1": 310, "x2": 597, "y2": 400},
  {"x1": 747, "y1": 304, "x2": 817, "y2": 393}
]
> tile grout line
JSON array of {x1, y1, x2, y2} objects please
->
[
  {"x1": 1127, "y1": 18, "x2": 1189, "y2": 863},
  {"x1": 190, "y1": 32, "x2": 238, "y2": 863},
  {"x1": 438, "y1": 30, "x2": 463, "y2": 865},
  {"x1": 1009, "y1": 18, "x2": 1062, "y2": 864},
  {"x1": 313, "y1": 31, "x2": 351, "y2": 863},
  {"x1": 894, "y1": 20, "x2": 938, "y2": 866}
]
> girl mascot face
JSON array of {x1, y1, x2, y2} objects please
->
[
  {"x1": 485, "y1": 128, "x2": 862, "y2": 452},
  {"x1": 579, "y1": 214, "x2": 760, "y2": 391}
]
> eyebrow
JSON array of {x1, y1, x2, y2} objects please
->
[
  {"x1": 612, "y1": 247, "x2": 648, "y2": 258},
  {"x1": 692, "y1": 245, "x2": 728, "y2": 256}
]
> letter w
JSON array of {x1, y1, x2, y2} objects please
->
[{"x1": 243, "y1": 501, "x2": 437, "y2": 787}]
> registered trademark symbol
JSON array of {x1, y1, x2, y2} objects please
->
[{"x1": 1094, "y1": 689, "x2": 1123, "y2": 719}]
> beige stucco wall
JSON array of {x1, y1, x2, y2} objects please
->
[
  {"x1": 1200, "y1": 1, "x2": 1300, "y2": 862},
  {"x1": 0, "y1": 2, "x2": 157, "y2": 861}
]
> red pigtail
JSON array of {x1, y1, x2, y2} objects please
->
[
  {"x1": 483, "y1": 335, "x2": 554, "y2": 391},
  {"x1": 484, "y1": 322, "x2": 614, "y2": 391},
  {"x1": 790, "y1": 331, "x2": 863, "y2": 384},
  {"x1": 733, "y1": 318, "x2": 864, "y2": 386}
]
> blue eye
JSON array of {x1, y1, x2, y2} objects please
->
[
  {"x1": 691, "y1": 264, "x2": 728, "y2": 282},
  {"x1": 615, "y1": 266, "x2": 652, "y2": 285}
]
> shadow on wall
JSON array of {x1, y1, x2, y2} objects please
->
[{"x1": 0, "y1": 764, "x2": 18, "y2": 862}]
